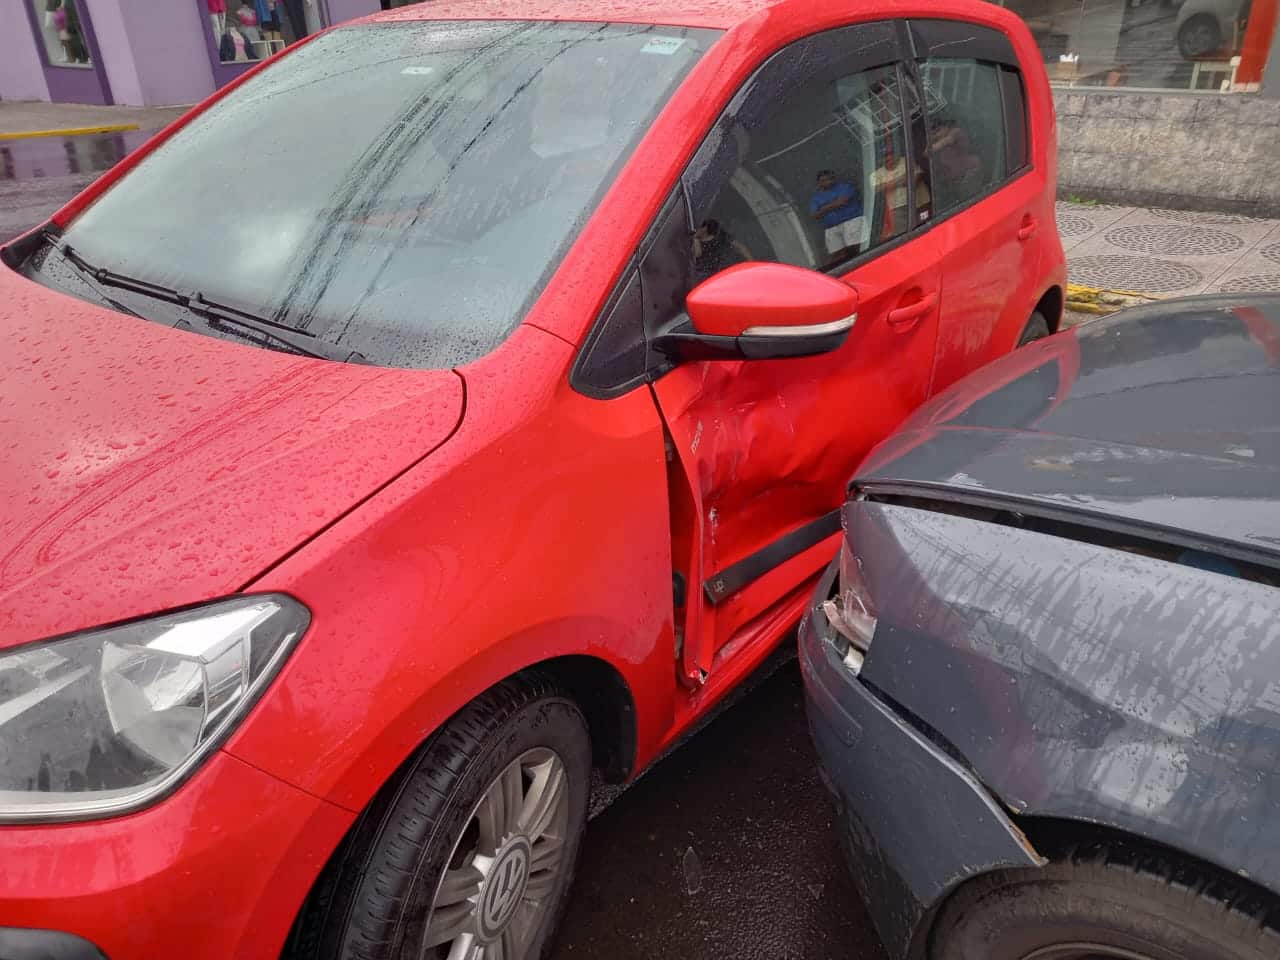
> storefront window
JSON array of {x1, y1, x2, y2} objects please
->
[
  {"x1": 998, "y1": 0, "x2": 1276, "y2": 92},
  {"x1": 206, "y1": 0, "x2": 323, "y2": 64},
  {"x1": 31, "y1": 0, "x2": 92, "y2": 68}
]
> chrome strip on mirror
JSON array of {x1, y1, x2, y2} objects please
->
[{"x1": 741, "y1": 314, "x2": 857, "y2": 338}]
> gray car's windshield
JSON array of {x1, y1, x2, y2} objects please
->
[{"x1": 43, "y1": 21, "x2": 717, "y2": 368}]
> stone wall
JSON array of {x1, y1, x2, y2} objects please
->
[{"x1": 1054, "y1": 90, "x2": 1280, "y2": 217}]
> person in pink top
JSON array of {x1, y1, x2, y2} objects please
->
[{"x1": 235, "y1": 2, "x2": 261, "y2": 45}]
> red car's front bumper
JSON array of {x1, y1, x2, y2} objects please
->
[{"x1": 0, "y1": 750, "x2": 353, "y2": 959}]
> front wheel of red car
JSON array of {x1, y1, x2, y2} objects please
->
[
  {"x1": 930, "y1": 843, "x2": 1280, "y2": 960},
  {"x1": 289, "y1": 672, "x2": 591, "y2": 960}
]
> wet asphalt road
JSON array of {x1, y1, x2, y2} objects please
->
[
  {"x1": 0, "y1": 131, "x2": 144, "y2": 241},
  {"x1": 0, "y1": 173, "x2": 92, "y2": 242},
  {"x1": 3, "y1": 144, "x2": 888, "y2": 960},
  {"x1": 553, "y1": 662, "x2": 889, "y2": 960}
]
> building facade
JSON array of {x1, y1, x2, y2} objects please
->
[
  {"x1": 991, "y1": 0, "x2": 1280, "y2": 215},
  {"x1": 3, "y1": 0, "x2": 1277, "y2": 108},
  {"x1": 0, "y1": 0, "x2": 388, "y2": 108},
  {"x1": 2, "y1": 0, "x2": 1279, "y2": 211}
]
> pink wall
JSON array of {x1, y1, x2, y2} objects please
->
[{"x1": 0, "y1": 0, "x2": 51, "y2": 101}]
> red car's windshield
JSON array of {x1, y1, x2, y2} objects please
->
[{"x1": 39, "y1": 20, "x2": 717, "y2": 368}]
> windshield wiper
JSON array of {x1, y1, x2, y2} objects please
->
[
  {"x1": 44, "y1": 235, "x2": 148, "y2": 321},
  {"x1": 56, "y1": 237, "x2": 189, "y2": 309},
  {"x1": 53, "y1": 239, "x2": 370, "y2": 364},
  {"x1": 184, "y1": 293, "x2": 371, "y2": 365}
]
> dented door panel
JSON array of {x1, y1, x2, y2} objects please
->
[{"x1": 651, "y1": 245, "x2": 940, "y2": 677}]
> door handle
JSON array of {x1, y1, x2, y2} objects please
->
[
  {"x1": 886, "y1": 291, "x2": 938, "y2": 330},
  {"x1": 1018, "y1": 215, "x2": 1038, "y2": 242}
]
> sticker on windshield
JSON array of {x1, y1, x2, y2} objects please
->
[
  {"x1": 641, "y1": 36, "x2": 686, "y2": 56},
  {"x1": 401, "y1": 65, "x2": 435, "y2": 75}
]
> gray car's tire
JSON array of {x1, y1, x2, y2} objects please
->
[
  {"x1": 930, "y1": 842, "x2": 1280, "y2": 960},
  {"x1": 1016, "y1": 310, "x2": 1050, "y2": 347},
  {"x1": 1179, "y1": 14, "x2": 1223, "y2": 59},
  {"x1": 289, "y1": 672, "x2": 591, "y2": 960}
]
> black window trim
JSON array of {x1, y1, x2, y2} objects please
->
[
  {"x1": 569, "y1": 186, "x2": 692, "y2": 400},
  {"x1": 906, "y1": 17, "x2": 1020, "y2": 68},
  {"x1": 571, "y1": 15, "x2": 1035, "y2": 399},
  {"x1": 569, "y1": 257, "x2": 645, "y2": 399},
  {"x1": 998, "y1": 63, "x2": 1032, "y2": 177}
]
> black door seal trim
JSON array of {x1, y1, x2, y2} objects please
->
[{"x1": 703, "y1": 509, "x2": 841, "y2": 606}]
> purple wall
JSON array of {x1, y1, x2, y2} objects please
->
[
  {"x1": 130, "y1": 0, "x2": 216, "y2": 106},
  {"x1": 84, "y1": 0, "x2": 143, "y2": 105},
  {"x1": 85, "y1": 0, "x2": 215, "y2": 105},
  {"x1": 325, "y1": 0, "x2": 379, "y2": 27},
  {"x1": 0, "y1": 0, "x2": 52, "y2": 101},
  {"x1": 1, "y1": 0, "x2": 369, "y2": 107}
]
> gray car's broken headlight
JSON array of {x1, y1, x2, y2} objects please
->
[{"x1": 822, "y1": 544, "x2": 878, "y2": 675}]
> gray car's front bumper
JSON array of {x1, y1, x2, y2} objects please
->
[{"x1": 798, "y1": 559, "x2": 1043, "y2": 960}]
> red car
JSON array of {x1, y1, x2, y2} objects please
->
[{"x1": 0, "y1": 1, "x2": 1064, "y2": 957}]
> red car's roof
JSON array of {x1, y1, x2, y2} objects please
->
[
  {"x1": 347, "y1": 0, "x2": 1022, "y2": 42},
  {"x1": 356, "y1": 0, "x2": 832, "y2": 31}
]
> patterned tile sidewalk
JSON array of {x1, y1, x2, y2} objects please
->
[{"x1": 1059, "y1": 200, "x2": 1280, "y2": 298}]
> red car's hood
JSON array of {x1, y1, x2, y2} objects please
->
[{"x1": 0, "y1": 272, "x2": 463, "y2": 649}]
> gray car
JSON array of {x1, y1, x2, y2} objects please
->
[
  {"x1": 801, "y1": 294, "x2": 1280, "y2": 960},
  {"x1": 1177, "y1": 0, "x2": 1249, "y2": 59}
]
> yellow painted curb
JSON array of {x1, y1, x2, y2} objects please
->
[
  {"x1": 1065, "y1": 301, "x2": 1117, "y2": 315},
  {"x1": 1066, "y1": 282, "x2": 1153, "y2": 300},
  {"x1": 1066, "y1": 281, "x2": 1163, "y2": 315},
  {"x1": 0, "y1": 122, "x2": 139, "y2": 141}
]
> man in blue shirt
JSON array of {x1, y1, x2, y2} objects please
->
[{"x1": 809, "y1": 169, "x2": 865, "y2": 262}]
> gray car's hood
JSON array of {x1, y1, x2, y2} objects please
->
[{"x1": 859, "y1": 295, "x2": 1280, "y2": 559}]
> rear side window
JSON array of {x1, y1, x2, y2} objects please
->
[
  {"x1": 1000, "y1": 65, "x2": 1029, "y2": 173},
  {"x1": 918, "y1": 58, "x2": 1007, "y2": 216}
]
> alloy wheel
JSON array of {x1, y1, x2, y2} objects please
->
[{"x1": 420, "y1": 748, "x2": 570, "y2": 960}]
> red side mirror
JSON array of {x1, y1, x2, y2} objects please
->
[{"x1": 686, "y1": 262, "x2": 859, "y2": 339}]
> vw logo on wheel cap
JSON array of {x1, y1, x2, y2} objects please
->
[{"x1": 478, "y1": 836, "x2": 532, "y2": 941}]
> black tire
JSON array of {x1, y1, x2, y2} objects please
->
[
  {"x1": 1016, "y1": 310, "x2": 1050, "y2": 347},
  {"x1": 1179, "y1": 14, "x2": 1223, "y2": 59},
  {"x1": 289, "y1": 672, "x2": 591, "y2": 960},
  {"x1": 930, "y1": 842, "x2": 1280, "y2": 960}
]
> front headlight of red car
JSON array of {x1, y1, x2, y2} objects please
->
[{"x1": 0, "y1": 595, "x2": 309, "y2": 823}]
